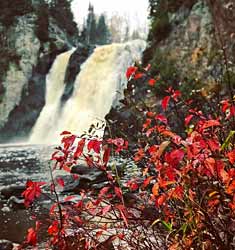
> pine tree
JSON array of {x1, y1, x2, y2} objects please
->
[
  {"x1": 96, "y1": 14, "x2": 109, "y2": 45},
  {"x1": 86, "y1": 3, "x2": 96, "y2": 44},
  {"x1": 49, "y1": 0, "x2": 78, "y2": 38},
  {"x1": 35, "y1": 1, "x2": 49, "y2": 42},
  {"x1": 131, "y1": 30, "x2": 141, "y2": 40},
  {"x1": 124, "y1": 26, "x2": 130, "y2": 42}
]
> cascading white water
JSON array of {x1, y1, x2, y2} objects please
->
[
  {"x1": 29, "y1": 50, "x2": 75, "y2": 143},
  {"x1": 29, "y1": 40, "x2": 146, "y2": 144}
]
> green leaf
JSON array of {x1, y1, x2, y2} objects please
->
[
  {"x1": 161, "y1": 221, "x2": 172, "y2": 231},
  {"x1": 221, "y1": 130, "x2": 235, "y2": 150},
  {"x1": 180, "y1": 223, "x2": 188, "y2": 235}
]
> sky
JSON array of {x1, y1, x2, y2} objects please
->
[{"x1": 71, "y1": 0, "x2": 149, "y2": 30}]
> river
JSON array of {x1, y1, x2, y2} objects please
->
[{"x1": 0, "y1": 144, "x2": 53, "y2": 243}]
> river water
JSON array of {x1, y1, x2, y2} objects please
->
[{"x1": 0, "y1": 144, "x2": 54, "y2": 243}]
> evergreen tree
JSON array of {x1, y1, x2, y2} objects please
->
[
  {"x1": 131, "y1": 30, "x2": 141, "y2": 40},
  {"x1": 86, "y1": 3, "x2": 96, "y2": 44},
  {"x1": 35, "y1": 1, "x2": 49, "y2": 42},
  {"x1": 79, "y1": 20, "x2": 87, "y2": 43},
  {"x1": 96, "y1": 14, "x2": 109, "y2": 45},
  {"x1": 124, "y1": 25, "x2": 130, "y2": 42},
  {"x1": 49, "y1": 0, "x2": 78, "y2": 38}
]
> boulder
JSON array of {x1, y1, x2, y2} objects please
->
[{"x1": 0, "y1": 240, "x2": 13, "y2": 250}]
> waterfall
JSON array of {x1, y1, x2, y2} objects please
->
[{"x1": 29, "y1": 40, "x2": 146, "y2": 144}]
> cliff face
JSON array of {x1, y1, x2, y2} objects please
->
[
  {"x1": 0, "y1": 2, "x2": 84, "y2": 142},
  {"x1": 157, "y1": 1, "x2": 216, "y2": 82},
  {"x1": 143, "y1": 0, "x2": 235, "y2": 93},
  {"x1": 0, "y1": 14, "x2": 41, "y2": 129}
]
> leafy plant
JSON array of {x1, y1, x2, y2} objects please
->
[{"x1": 20, "y1": 63, "x2": 235, "y2": 250}]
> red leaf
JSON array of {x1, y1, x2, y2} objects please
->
[
  {"x1": 126, "y1": 180, "x2": 139, "y2": 191},
  {"x1": 56, "y1": 178, "x2": 65, "y2": 188},
  {"x1": 99, "y1": 186, "x2": 110, "y2": 198},
  {"x1": 126, "y1": 66, "x2": 137, "y2": 79},
  {"x1": 162, "y1": 96, "x2": 171, "y2": 110},
  {"x1": 165, "y1": 149, "x2": 184, "y2": 167},
  {"x1": 155, "y1": 114, "x2": 168, "y2": 124},
  {"x1": 48, "y1": 221, "x2": 59, "y2": 235},
  {"x1": 227, "y1": 149, "x2": 235, "y2": 164},
  {"x1": 184, "y1": 114, "x2": 194, "y2": 126},
  {"x1": 26, "y1": 228, "x2": 37, "y2": 246},
  {"x1": 172, "y1": 90, "x2": 181, "y2": 101},
  {"x1": 221, "y1": 99, "x2": 230, "y2": 112},
  {"x1": 230, "y1": 105, "x2": 235, "y2": 116},
  {"x1": 107, "y1": 138, "x2": 127, "y2": 153},
  {"x1": 142, "y1": 176, "x2": 154, "y2": 189},
  {"x1": 60, "y1": 131, "x2": 71, "y2": 136},
  {"x1": 217, "y1": 160, "x2": 229, "y2": 184},
  {"x1": 226, "y1": 179, "x2": 235, "y2": 195},
  {"x1": 51, "y1": 151, "x2": 60, "y2": 161},
  {"x1": 202, "y1": 119, "x2": 221, "y2": 130},
  {"x1": 205, "y1": 157, "x2": 216, "y2": 176},
  {"x1": 49, "y1": 203, "x2": 57, "y2": 215},
  {"x1": 102, "y1": 205, "x2": 112, "y2": 215},
  {"x1": 116, "y1": 205, "x2": 128, "y2": 227},
  {"x1": 103, "y1": 147, "x2": 110, "y2": 165},
  {"x1": 96, "y1": 230, "x2": 104, "y2": 239},
  {"x1": 87, "y1": 139, "x2": 102, "y2": 153},
  {"x1": 134, "y1": 72, "x2": 144, "y2": 79},
  {"x1": 155, "y1": 194, "x2": 167, "y2": 207},
  {"x1": 152, "y1": 183, "x2": 159, "y2": 196},
  {"x1": 74, "y1": 139, "x2": 86, "y2": 159},
  {"x1": 228, "y1": 105, "x2": 235, "y2": 119},
  {"x1": 171, "y1": 186, "x2": 184, "y2": 200},
  {"x1": 62, "y1": 134, "x2": 76, "y2": 150},
  {"x1": 146, "y1": 111, "x2": 155, "y2": 117},
  {"x1": 114, "y1": 186, "x2": 123, "y2": 199},
  {"x1": 207, "y1": 138, "x2": 220, "y2": 152},
  {"x1": 22, "y1": 181, "x2": 44, "y2": 207},
  {"x1": 134, "y1": 148, "x2": 145, "y2": 162},
  {"x1": 74, "y1": 216, "x2": 83, "y2": 224},
  {"x1": 143, "y1": 118, "x2": 152, "y2": 130},
  {"x1": 148, "y1": 78, "x2": 156, "y2": 86},
  {"x1": 62, "y1": 165, "x2": 71, "y2": 173}
]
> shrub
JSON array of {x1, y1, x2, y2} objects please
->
[{"x1": 21, "y1": 64, "x2": 235, "y2": 250}]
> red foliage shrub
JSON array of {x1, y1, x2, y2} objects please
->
[{"x1": 22, "y1": 64, "x2": 235, "y2": 250}]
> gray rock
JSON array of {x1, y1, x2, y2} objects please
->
[
  {"x1": 0, "y1": 240, "x2": 13, "y2": 250},
  {"x1": 54, "y1": 174, "x2": 80, "y2": 192},
  {"x1": 0, "y1": 185, "x2": 25, "y2": 199},
  {"x1": 7, "y1": 196, "x2": 25, "y2": 210},
  {"x1": 71, "y1": 165, "x2": 106, "y2": 182}
]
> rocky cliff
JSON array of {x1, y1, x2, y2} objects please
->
[
  {"x1": 0, "y1": 1, "x2": 90, "y2": 142},
  {"x1": 143, "y1": 0, "x2": 235, "y2": 94}
]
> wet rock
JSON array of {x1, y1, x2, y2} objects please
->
[
  {"x1": 61, "y1": 44, "x2": 94, "y2": 104},
  {"x1": 1, "y1": 206, "x2": 11, "y2": 213},
  {"x1": 53, "y1": 173, "x2": 80, "y2": 192},
  {"x1": 7, "y1": 196, "x2": 24, "y2": 210},
  {"x1": 0, "y1": 185, "x2": 25, "y2": 199},
  {"x1": 71, "y1": 165, "x2": 106, "y2": 182},
  {"x1": 0, "y1": 240, "x2": 13, "y2": 250}
]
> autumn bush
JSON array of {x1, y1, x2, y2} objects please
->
[{"x1": 21, "y1": 64, "x2": 235, "y2": 250}]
